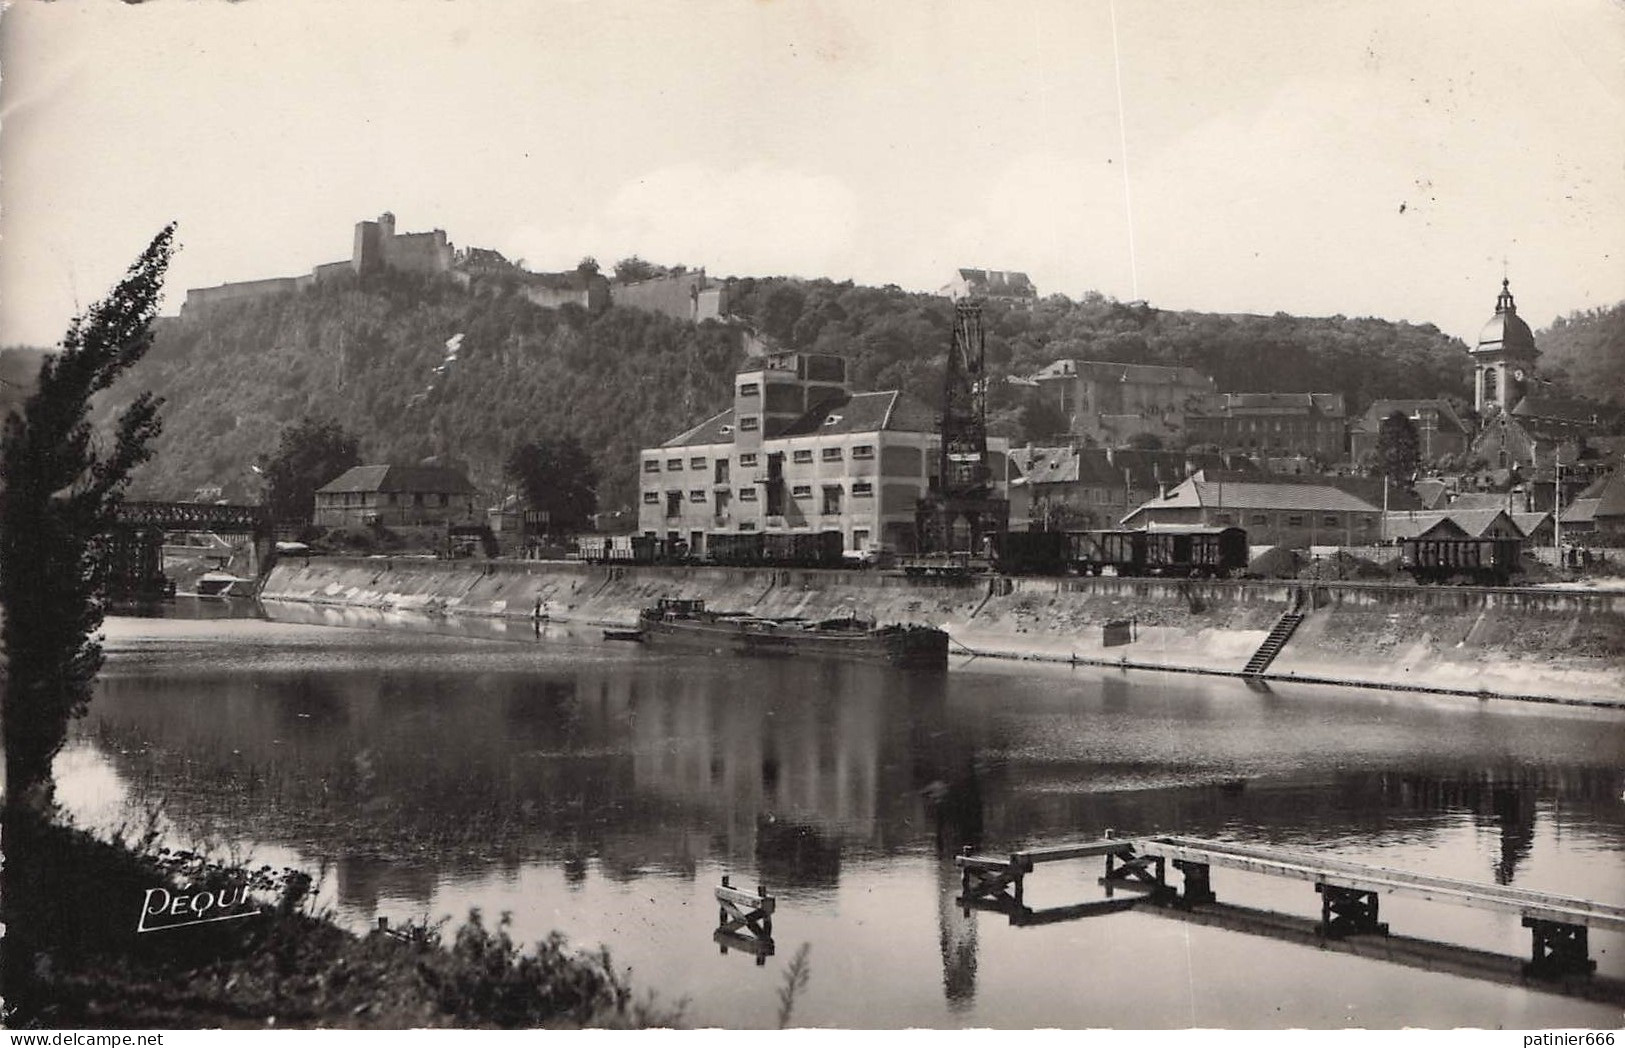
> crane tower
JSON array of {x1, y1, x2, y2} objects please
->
[{"x1": 915, "y1": 302, "x2": 1008, "y2": 554}]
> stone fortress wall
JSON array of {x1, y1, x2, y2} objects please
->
[{"x1": 181, "y1": 213, "x2": 726, "y2": 325}]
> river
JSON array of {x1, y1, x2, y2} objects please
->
[{"x1": 54, "y1": 601, "x2": 1625, "y2": 1028}]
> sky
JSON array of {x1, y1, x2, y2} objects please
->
[{"x1": 1, "y1": 0, "x2": 1622, "y2": 350}]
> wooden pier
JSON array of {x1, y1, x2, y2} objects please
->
[
  {"x1": 714, "y1": 876, "x2": 776, "y2": 965},
  {"x1": 956, "y1": 834, "x2": 1625, "y2": 981}
]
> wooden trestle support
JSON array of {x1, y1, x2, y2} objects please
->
[
  {"x1": 714, "y1": 876, "x2": 776, "y2": 965},
  {"x1": 952, "y1": 835, "x2": 1621, "y2": 982}
]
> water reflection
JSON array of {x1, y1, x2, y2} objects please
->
[{"x1": 61, "y1": 612, "x2": 1625, "y2": 1028}]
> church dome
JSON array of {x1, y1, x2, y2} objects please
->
[{"x1": 1474, "y1": 278, "x2": 1536, "y2": 358}]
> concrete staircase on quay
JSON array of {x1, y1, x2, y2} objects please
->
[{"x1": 1242, "y1": 612, "x2": 1305, "y2": 676}]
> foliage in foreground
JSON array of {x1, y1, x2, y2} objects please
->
[
  {"x1": 3, "y1": 812, "x2": 680, "y2": 1029},
  {"x1": 1, "y1": 224, "x2": 175, "y2": 805}
]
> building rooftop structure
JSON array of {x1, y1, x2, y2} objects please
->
[
  {"x1": 1381, "y1": 508, "x2": 1525, "y2": 540},
  {"x1": 317, "y1": 464, "x2": 476, "y2": 495},
  {"x1": 1130, "y1": 471, "x2": 1380, "y2": 514},
  {"x1": 942, "y1": 268, "x2": 1037, "y2": 301}
]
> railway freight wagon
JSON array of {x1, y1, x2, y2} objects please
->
[
  {"x1": 1398, "y1": 536, "x2": 1522, "y2": 585},
  {"x1": 994, "y1": 531, "x2": 1071, "y2": 575},
  {"x1": 1070, "y1": 526, "x2": 1248, "y2": 577},
  {"x1": 578, "y1": 535, "x2": 690, "y2": 565},
  {"x1": 711, "y1": 530, "x2": 844, "y2": 568}
]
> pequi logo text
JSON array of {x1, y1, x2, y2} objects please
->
[{"x1": 138, "y1": 882, "x2": 259, "y2": 933}]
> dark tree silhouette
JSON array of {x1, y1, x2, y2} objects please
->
[
  {"x1": 1125, "y1": 431, "x2": 1165, "y2": 451},
  {"x1": 257, "y1": 416, "x2": 361, "y2": 524},
  {"x1": 1, "y1": 224, "x2": 175, "y2": 808},
  {"x1": 1376, "y1": 409, "x2": 1421, "y2": 483},
  {"x1": 505, "y1": 436, "x2": 598, "y2": 534}
]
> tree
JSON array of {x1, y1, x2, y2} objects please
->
[
  {"x1": 505, "y1": 436, "x2": 598, "y2": 534},
  {"x1": 1017, "y1": 398, "x2": 1070, "y2": 445},
  {"x1": 1126, "y1": 431, "x2": 1165, "y2": 451},
  {"x1": 1376, "y1": 410, "x2": 1420, "y2": 484},
  {"x1": 258, "y1": 416, "x2": 361, "y2": 524},
  {"x1": 1, "y1": 224, "x2": 175, "y2": 808},
  {"x1": 612, "y1": 256, "x2": 666, "y2": 284}
]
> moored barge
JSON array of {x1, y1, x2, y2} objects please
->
[{"x1": 637, "y1": 598, "x2": 948, "y2": 669}]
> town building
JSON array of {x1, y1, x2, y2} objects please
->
[
  {"x1": 1184, "y1": 393, "x2": 1347, "y2": 462},
  {"x1": 1348, "y1": 399, "x2": 1471, "y2": 465},
  {"x1": 614, "y1": 269, "x2": 730, "y2": 323},
  {"x1": 941, "y1": 268, "x2": 1037, "y2": 303},
  {"x1": 1121, "y1": 471, "x2": 1383, "y2": 548},
  {"x1": 1381, "y1": 508, "x2": 1525, "y2": 542},
  {"x1": 638, "y1": 352, "x2": 1010, "y2": 554},
  {"x1": 1469, "y1": 279, "x2": 1539, "y2": 419},
  {"x1": 1007, "y1": 446, "x2": 1251, "y2": 532},
  {"x1": 314, "y1": 464, "x2": 477, "y2": 528},
  {"x1": 1559, "y1": 469, "x2": 1625, "y2": 541},
  {"x1": 1028, "y1": 359, "x2": 1215, "y2": 448}
]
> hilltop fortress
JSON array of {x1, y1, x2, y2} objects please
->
[{"x1": 180, "y1": 212, "x2": 730, "y2": 324}]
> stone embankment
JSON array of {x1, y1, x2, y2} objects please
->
[{"x1": 261, "y1": 557, "x2": 1625, "y2": 707}]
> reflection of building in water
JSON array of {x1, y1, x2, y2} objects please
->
[
  {"x1": 627, "y1": 662, "x2": 887, "y2": 850},
  {"x1": 332, "y1": 852, "x2": 440, "y2": 912}
]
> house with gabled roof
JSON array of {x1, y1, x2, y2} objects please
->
[
  {"x1": 1007, "y1": 446, "x2": 1252, "y2": 531},
  {"x1": 1381, "y1": 508, "x2": 1525, "y2": 542},
  {"x1": 1559, "y1": 469, "x2": 1625, "y2": 540},
  {"x1": 314, "y1": 464, "x2": 477, "y2": 527},
  {"x1": 1121, "y1": 470, "x2": 1383, "y2": 548},
  {"x1": 639, "y1": 352, "x2": 1009, "y2": 554},
  {"x1": 1348, "y1": 399, "x2": 1471, "y2": 464}
]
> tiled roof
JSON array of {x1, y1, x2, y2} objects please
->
[
  {"x1": 1134, "y1": 471, "x2": 1381, "y2": 513},
  {"x1": 1029, "y1": 359, "x2": 1210, "y2": 385},
  {"x1": 1444, "y1": 492, "x2": 1518, "y2": 511},
  {"x1": 1010, "y1": 447, "x2": 1248, "y2": 489},
  {"x1": 1381, "y1": 513, "x2": 1469, "y2": 540},
  {"x1": 317, "y1": 464, "x2": 475, "y2": 495},
  {"x1": 778, "y1": 390, "x2": 938, "y2": 437},
  {"x1": 1562, "y1": 498, "x2": 1600, "y2": 524},
  {"x1": 1190, "y1": 392, "x2": 1345, "y2": 417},
  {"x1": 662, "y1": 408, "x2": 735, "y2": 448},
  {"x1": 1353, "y1": 399, "x2": 1468, "y2": 434},
  {"x1": 1511, "y1": 511, "x2": 1552, "y2": 535},
  {"x1": 1413, "y1": 478, "x2": 1451, "y2": 509},
  {"x1": 1512, "y1": 396, "x2": 1603, "y2": 424}
]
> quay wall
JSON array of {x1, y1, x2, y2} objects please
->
[{"x1": 261, "y1": 558, "x2": 1625, "y2": 706}]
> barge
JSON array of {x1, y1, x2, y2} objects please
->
[{"x1": 637, "y1": 598, "x2": 948, "y2": 669}]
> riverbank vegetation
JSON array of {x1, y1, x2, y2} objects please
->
[
  {"x1": 1, "y1": 231, "x2": 677, "y2": 1028},
  {"x1": 8, "y1": 810, "x2": 678, "y2": 1028}
]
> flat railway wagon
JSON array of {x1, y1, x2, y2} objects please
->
[
  {"x1": 1398, "y1": 535, "x2": 1522, "y2": 586},
  {"x1": 1071, "y1": 526, "x2": 1249, "y2": 578},
  {"x1": 577, "y1": 535, "x2": 691, "y2": 565}
]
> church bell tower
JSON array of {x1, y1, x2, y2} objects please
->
[{"x1": 1469, "y1": 278, "x2": 1538, "y2": 419}]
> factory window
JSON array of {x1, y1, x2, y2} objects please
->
[
  {"x1": 1322, "y1": 515, "x2": 1338, "y2": 527},
  {"x1": 666, "y1": 458, "x2": 683, "y2": 470},
  {"x1": 738, "y1": 488, "x2": 757, "y2": 501},
  {"x1": 715, "y1": 459, "x2": 730, "y2": 483},
  {"x1": 1287, "y1": 514, "x2": 1305, "y2": 526},
  {"x1": 665, "y1": 492, "x2": 682, "y2": 517},
  {"x1": 689, "y1": 490, "x2": 706, "y2": 503},
  {"x1": 738, "y1": 382, "x2": 760, "y2": 397},
  {"x1": 822, "y1": 447, "x2": 843, "y2": 462},
  {"x1": 739, "y1": 521, "x2": 756, "y2": 531},
  {"x1": 822, "y1": 486, "x2": 842, "y2": 515},
  {"x1": 793, "y1": 449, "x2": 814, "y2": 464},
  {"x1": 824, "y1": 414, "x2": 844, "y2": 427},
  {"x1": 715, "y1": 491, "x2": 731, "y2": 514},
  {"x1": 740, "y1": 416, "x2": 760, "y2": 432},
  {"x1": 1249, "y1": 513, "x2": 1267, "y2": 525},
  {"x1": 740, "y1": 453, "x2": 758, "y2": 467},
  {"x1": 792, "y1": 485, "x2": 812, "y2": 498},
  {"x1": 1212, "y1": 512, "x2": 1233, "y2": 525},
  {"x1": 852, "y1": 482, "x2": 874, "y2": 497},
  {"x1": 690, "y1": 456, "x2": 705, "y2": 470},
  {"x1": 643, "y1": 491, "x2": 660, "y2": 504},
  {"x1": 852, "y1": 445, "x2": 875, "y2": 460},
  {"x1": 643, "y1": 459, "x2": 660, "y2": 473}
]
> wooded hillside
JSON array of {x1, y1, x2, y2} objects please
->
[{"x1": 99, "y1": 270, "x2": 1503, "y2": 514}]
